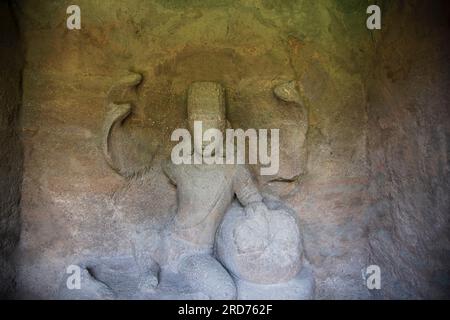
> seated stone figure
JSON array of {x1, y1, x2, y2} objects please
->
[
  {"x1": 154, "y1": 82, "x2": 270, "y2": 299},
  {"x1": 58, "y1": 76, "x2": 313, "y2": 300},
  {"x1": 155, "y1": 81, "x2": 314, "y2": 300}
]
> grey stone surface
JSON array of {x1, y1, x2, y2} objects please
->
[
  {"x1": 57, "y1": 266, "x2": 116, "y2": 300},
  {"x1": 216, "y1": 199, "x2": 315, "y2": 299},
  {"x1": 236, "y1": 265, "x2": 315, "y2": 300},
  {"x1": 56, "y1": 255, "x2": 160, "y2": 299},
  {"x1": 216, "y1": 200, "x2": 304, "y2": 284}
]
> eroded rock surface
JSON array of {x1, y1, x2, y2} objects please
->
[
  {"x1": 0, "y1": 1, "x2": 23, "y2": 298},
  {"x1": 365, "y1": 1, "x2": 450, "y2": 299},
  {"x1": 9, "y1": 0, "x2": 450, "y2": 299}
]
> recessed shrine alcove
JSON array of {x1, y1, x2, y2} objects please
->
[{"x1": 0, "y1": 0, "x2": 449, "y2": 299}]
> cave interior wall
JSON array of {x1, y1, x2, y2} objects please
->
[
  {"x1": 0, "y1": 1, "x2": 23, "y2": 298},
  {"x1": 0, "y1": 0, "x2": 447, "y2": 299}
]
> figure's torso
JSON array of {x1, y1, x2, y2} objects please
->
[{"x1": 167, "y1": 162, "x2": 237, "y2": 246}]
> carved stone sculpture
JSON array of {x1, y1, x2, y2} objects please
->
[
  {"x1": 58, "y1": 75, "x2": 314, "y2": 300},
  {"x1": 154, "y1": 82, "x2": 270, "y2": 299},
  {"x1": 155, "y1": 81, "x2": 314, "y2": 299},
  {"x1": 216, "y1": 200, "x2": 315, "y2": 299}
]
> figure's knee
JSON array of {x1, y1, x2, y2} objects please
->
[{"x1": 179, "y1": 254, "x2": 236, "y2": 300}]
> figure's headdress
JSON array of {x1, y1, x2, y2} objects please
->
[{"x1": 187, "y1": 82, "x2": 226, "y2": 121}]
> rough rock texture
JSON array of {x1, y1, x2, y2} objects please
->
[
  {"x1": 10, "y1": 0, "x2": 450, "y2": 299},
  {"x1": 365, "y1": 1, "x2": 450, "y2": 299},
  {"x1": 0, "y1": 1, "x2": 23, "y2": 298}
]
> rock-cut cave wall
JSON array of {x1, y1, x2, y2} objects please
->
[
  {"x1": 0, "y1": 1, "x2": 23, "y2": 298},
  {"x1": 366, "y1": 1, "x2": 450, "y2": 299},
  {"x1": 4, "y1": 0, "x2": 449, "y2": 299}
]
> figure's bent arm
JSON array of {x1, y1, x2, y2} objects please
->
[{"x1": 233, "y1": 165, "x2": 263, "y2": 206}]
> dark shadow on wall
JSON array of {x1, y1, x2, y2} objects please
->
[{"x1": 0, "y1": 0, "x2": 24, "y2": 299}]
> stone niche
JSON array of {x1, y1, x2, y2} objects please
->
[{"x1": 0, "y1": 0, "x2": 448, "y2": 299}]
